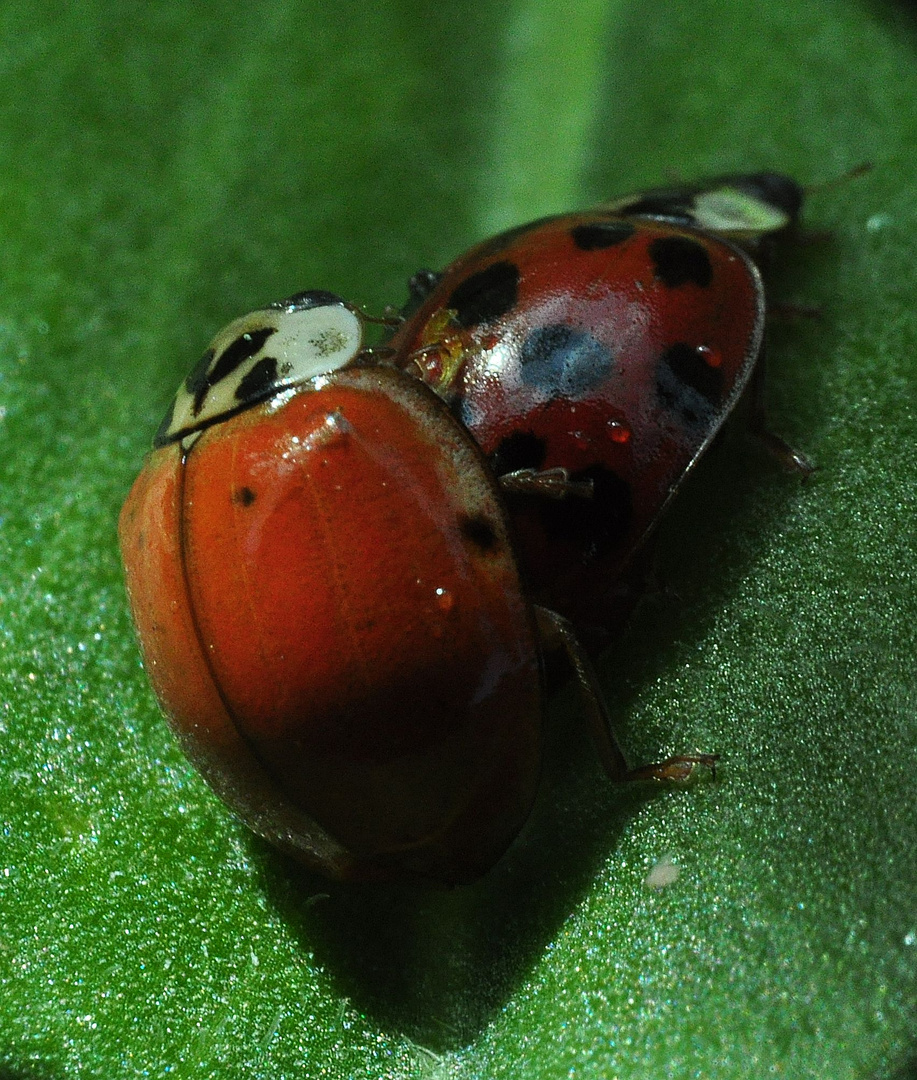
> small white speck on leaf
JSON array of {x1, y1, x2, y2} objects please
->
[
  {"x1": 865, "y1": 213, "x2": 891, "y2": 232},
  {"x1": 645, "y1": 854, "x2": 680, "y2": 889}
]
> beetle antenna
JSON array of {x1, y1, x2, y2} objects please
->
[
  {"x1": 804, "y1": 162, "x2": 873, "y2": 194},
  {"x1": 362, "y1": 308, "x2": 404, "y2": 328}
]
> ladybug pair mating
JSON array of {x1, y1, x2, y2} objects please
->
[{"x1": 120, "y1": 172, "x2": 805, "y2": 884}]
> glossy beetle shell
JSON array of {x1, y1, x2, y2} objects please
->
[
  {"x1": 389, "y1": 217, "x2": 766, "y2": 629},
  {"x1": 120, "y1": 365, "x2": 541, "y2": 883}
]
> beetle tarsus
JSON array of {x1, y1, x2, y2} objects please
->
[
  {"x1": 748, "y1": 347, "x2": 815, "y2": 478},
  {"x1": 623, "y1": 754, "x2": 720, "y2": 783},
  {"x1": 534, "y1": 606, "x2": 718, "y2": 785}
]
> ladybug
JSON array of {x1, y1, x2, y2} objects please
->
[
  {"x1": 387, "y1": 172, "x2": 808, "y2": 631},
  {"x1": 120, "y1": 290, "x2": 714, "y2": 884},
  {"x1": 119, "y1": 290, "x2": 547, "y2": 884}
]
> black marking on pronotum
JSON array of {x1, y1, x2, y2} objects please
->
[
  {"x1": 160, "y1": 399, "x2": 276, "y2": 449},
  {"x1": 731, "y1": 172, "x2": 804, "y2": 219},
  {"x1": 489, "y1": 431, "x2": 548, "y2": 477},
  {"x1": 656, "y1": 343, "x2": 724, "y2": 426},
  {"x1": 538, "y1": 464, "x2": 633, "y2": 560},
  {"x1": 616, "y1": 194, "x2": 696, "y2": 226},
  {"x1": 153, "y1": 398, "x2": 176, "y2": 448},
  {"x1": 649, "y1": 236, "x2": 713, "y2": 288},
  {"x1": 233, "y1": 486, "x2": 257, "y2": 507},
  {"x1": 518, "y1": 323, "x2": 612, "y2": 398},
  {"x1": 235, "y1": 356, "x2": 279, "y2": 404},
  {"x1": 184, "y1": 348, "x2": 215, "y2": 410},
  {"x1": 570, "y1": 221, "x2": 635, "y2": 250},
  {"x1": 187, "y1": 328, "x2": 277, "y2": 417},
  {"x1": 458, "y1": 513, "x2": 499, "y2": 553},
  {"x1": 202, "y1": 326, "x2": 277, "y2": 410},
  {"x1": 270, "y1": 289, "x2": 345, "y2": 311},
  {"x1": 448, "y1": 262, "x2": 520, "y2": 328}
]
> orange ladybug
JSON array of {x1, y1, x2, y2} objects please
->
[{"x1": 120, "y1": 291, "x2": 542, "y2": 884}]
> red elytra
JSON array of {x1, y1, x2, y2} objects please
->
[
  {"x1": 120, "y1": 365, "x2": 542, "y2": 884},
  {"x1": 387, "y1": 173, "x2": 806, "y2": 630}
]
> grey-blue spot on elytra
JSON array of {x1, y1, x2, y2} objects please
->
[{"x1": 518, "y1": 323, "x2": 613, "y2": 398}]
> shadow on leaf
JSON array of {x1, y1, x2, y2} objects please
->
[
  {"x1": 252, "y1": 224, "x2": 838, "y2": 1052},
  {"x1": 253, "y1": 690, "x2": 665, "y2": 1051}
]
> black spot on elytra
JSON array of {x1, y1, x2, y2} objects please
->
[
  {"x1": 519, "y1": 323, "x2": 613, "y2": 398},
  {"x1": 570, "y1": 221, "x2": 635, "y2": 250},
  {"x1": 233, "y1": 486, "x2": 257, "y2": 506},
  {"x1": 538, "y1": 464, "x2": 633, "y2": 561},
  {"x1": 489, "y1": 431, "x2": 547, "y2": 476},
  {"x1": 448, "y1": 262, "x2": 519, "y2": 327},
  {"x1": 236, "y1": 355, "x2": 279, "y2": 404},
  {"x1": 459, "y1": 513, "x2": 499, "y2": 553},
  {"x1": 656, "y1": 343, "x2": 724, "y2": 427},
  {"x1": 649, "y1": 236, "x2": 713, "y2": 288},
  {"x1": 153, "y1": 397, "x2": 176, "y2": 448}
]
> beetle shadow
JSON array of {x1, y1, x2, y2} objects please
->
[
  {"x1": 249, "y1": 406, "x2": 829, "y2": 1055},
  {"x1": 252, "y1": 685, "x2": 664, "y2": 1052},
  {"x1": 252, "y1": 231, "x2": 847, "y2": 1052},
  {"x1": 890, "y1": 1054, "x2": 917, "y2": 1080},
  {"x1": 253, "y1": 393, "x2": 835, "y2": 1051},
  {"x1": 0, "y1": 1063, "x2": 61, "y2": 1080}
]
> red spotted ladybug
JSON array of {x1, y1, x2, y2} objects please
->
[
  {"x1": 387, "y1": 173, "x2": 808, "y2": 631},
  {"x1": 120, "y1": 289, "x2": 714, "y2": 884}
]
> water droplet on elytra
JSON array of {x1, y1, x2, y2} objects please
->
[
  {"x1": 606, "y1": 419, "x2": 631, "y2": 444},
  {"x1": 303, "y1": 410, "x2": 353, "y2": 451}
]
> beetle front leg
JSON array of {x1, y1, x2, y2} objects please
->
[
  {"x1": 499, "y1": 467, "x2": 594, "y2": 500},
  {"x1": 534, "y1": 606, "x2": 719, "y2": 783}
]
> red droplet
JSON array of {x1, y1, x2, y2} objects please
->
[
  {"x1": 606, "y1": 419, "x2": 631, "y2": 444},
  {"x1": 696, "y1": 345, "x2": 722, "y2": 368},
  {"x1": 572, "y1": 430, "x2": 591, "y2": 451},
  {"x1": 435, "y1": 587, "x2": 455, "y2": 613}
]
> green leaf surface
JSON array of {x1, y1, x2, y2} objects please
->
[{"x1": 1, "y1": 1, "x2": 915, "y2": 1077}]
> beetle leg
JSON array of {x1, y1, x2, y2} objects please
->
[
  {"x1": 534, "y1": 605, "x2": 719, "y2": 783},
  {"x1": 362, "y1": 312, "x2": 404, "y2": 328},
  {"x1": 357, "y1": 345, "x2": 398, "y2": 362},
  {"x1": 748, "y1": 344, "x2": 816, "y2": 477},
  {"x1": 499, "y1": 467, "x2": 594, "y2": 500}
]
